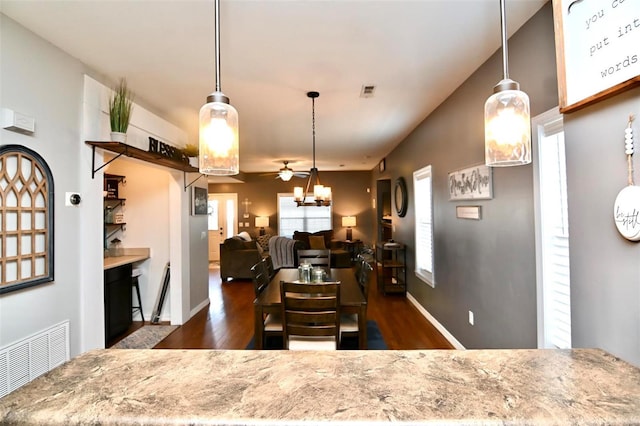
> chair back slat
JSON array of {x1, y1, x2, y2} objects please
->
[
  {"x1": 261, "y1": 256, "x2": 276, "y2": 280},
  {"x1": 297, "y1": 249, "x2": 331, "y2": 269},
  {"x1": 250, "y1": 261, "x2": 270, "y2": 297},
  {"x1": 280, "y1": 280, "x2": 340, "y2": 349}
]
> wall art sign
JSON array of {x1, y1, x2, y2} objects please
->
[
  {"x1": 448, "y1": 164, "x2": 493, "y2": 201},
  {"x1": 456, "y1": 206, "x2": 482, "y2": 220},
  {"x1": 552, "y1": 0, "x2": 640, "y2": 113},
  {"x1": 192, "y1": 187, "x2": 208, "y2": 216}
]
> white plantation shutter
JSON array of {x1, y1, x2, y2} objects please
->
[
  {"x1": 414, "y1": 165, "x2": 435, "y2": 287},
  {"x1": 278, "y1": 194, "x2": 331, "y2": 238},
  {"x1": 535, "y1": 110, "x2": 571, "y2": 349}
]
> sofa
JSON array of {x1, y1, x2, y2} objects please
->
[
  {"x1": 292, "y1": 230, "x2": 352, "y2": 268},
  {"x1": 219, "y1": 235, "x2": 267, "y2": 281}
]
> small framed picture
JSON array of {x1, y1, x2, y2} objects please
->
[
  {"x1": 379, "y1": 159, "x2": 386, "y2": 172},
  {"x1": 192, "y1": 187, "x2": 208, "y2": 216}
]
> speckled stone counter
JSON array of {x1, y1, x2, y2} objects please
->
[{"x1": 1, "y1": 349, "x2": 639, "y2": 425}]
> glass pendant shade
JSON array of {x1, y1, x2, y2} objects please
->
[
  {"x1": 293, "y1": 186, "x2": 304, "y2": 202},
  {"x1": 279, "y1": 169, "x2": 294, "y2": 181},
  {"x1": 484, "y1": 82, "x2": 531, "y2": 166},
  {"x1": 199, "y1": 93, "x2": 239, "y2": 175}
]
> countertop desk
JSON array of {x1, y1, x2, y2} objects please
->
[
  {"x1": 1, "y1": 348, "x2": 640, "y2": 425},
  {"x1": 254, "y1": 268, "x2": 367, "y2": 349}
]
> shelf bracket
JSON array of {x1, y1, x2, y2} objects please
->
[
  {"x1": 91, "y1": 145, "x2": 125, "y2": 179},
  {"x1": 184, "y1": 171, "x2": 205, "y2": 192}
]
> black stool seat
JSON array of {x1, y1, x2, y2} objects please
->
[{"x1": 132, "y1": 269, "x2": 145, "y2": 323}]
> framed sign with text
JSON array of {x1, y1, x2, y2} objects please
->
[
  {"x1": 552, "y1": 0, "x2": 640, "y2": 113},
  {"x1": 448, "y1": 164, "x2": 493, "y2": 201}
]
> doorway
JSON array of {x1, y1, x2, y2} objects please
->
[
  {"x1": 376, "y1": 179, "x2": 392, "y2": 242},
  {"x1": 533, "y1": 107, "x2": 571, "y2": 349},
  {"x1": 208, "y1": 193, "x2": 238, "y2": 262}
]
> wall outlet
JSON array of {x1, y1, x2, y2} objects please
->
[{"x1": 468, "y1": 310, "x2": 474, "y2": 326}]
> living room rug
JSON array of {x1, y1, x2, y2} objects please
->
[
  {"x1": 245, "y1": 320, "x2": 388, "y2": 350},
  {"x1": 111, "y1": 325, "x2": 178, "y2": 349}
]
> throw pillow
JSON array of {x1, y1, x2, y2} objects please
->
[
  {"x1": 237, "y1": 231, "x2": 252, "y2": 241},
  {"x1": 256, "y1": 241, "x2": 264, "y2": 254},
  {"x1": 256, "y1": 234, "x2": 272, "y2": 251},
  {"x1": 309, "y1": 235, "x2": 326, "y2": 250}
]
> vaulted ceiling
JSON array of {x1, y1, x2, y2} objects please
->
[{"x1": 1, "y1": 0, "x2": 547, "y2": 176}]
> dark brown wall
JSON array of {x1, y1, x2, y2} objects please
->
[{"x1": 209, "y1": 171, "x2": 374, "y2": 245}]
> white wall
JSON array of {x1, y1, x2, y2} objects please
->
[
  {"x1": 0, "y1": 15, "x2": 86, "y2": 354},
  {"x1": 1, "y1": 15, "x2": 209, "y2": 356}
]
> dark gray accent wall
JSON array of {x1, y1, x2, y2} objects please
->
[
  {"x1": 565, "y1": 86, "x2": 640, "y2": 366},
  {"x1": 373, "y1": 3, "x2": 558, "y2": 349}
]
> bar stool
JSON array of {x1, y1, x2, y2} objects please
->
[{"x1": 132, "y1": 268, "x2": 145, "y2": 323}]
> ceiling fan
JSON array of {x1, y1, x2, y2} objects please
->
[{"x1": 260, "y1": 161, "x2": 309, "y2": 181}]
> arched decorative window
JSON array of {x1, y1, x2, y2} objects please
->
[{"x1": 0, "y1": 145, "x2": 54, "y2": 294}]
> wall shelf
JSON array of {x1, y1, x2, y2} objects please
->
[{"x1": 86, "y1": 141, "x2": 199, "y2": 178}]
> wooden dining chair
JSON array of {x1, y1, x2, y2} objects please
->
[
  {"x1": 297, "y1": 249, "x2": 331, "y2": 270},
  {"x1": 250, "y1": 261, "x2": 270, "y2": 297},
  {"x1": 251, "y1": 261, "x2": 282, "y2": 346},
  {"x1": 341, "y1": 254, "x2": 373, "y2": 340},
  {"x1": 280, "y1": 280, "x2": 341, "y2": 350},
  {"x1": 261, "y1": 255, "x2": 276, "y2": 281}
]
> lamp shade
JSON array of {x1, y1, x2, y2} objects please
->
[
  {"x1": 484, "y1": 83, "x2": 531, "y2": 166},
  {"x1": 255, "y1": 216, "x2": 269, "y2": 228},
  {"x1": 342, "y1": 216, "x2": 356, "y2": 227},
  {"x1": 199, "y1": 93, "x2": 239, "y2": 175}
]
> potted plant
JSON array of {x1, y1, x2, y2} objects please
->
[
  {"x1": 109, "y1": 78, "x2": 134, "y2": 143},
  {"x1": 183, "y1": 143, "x2": 199, "y2": 167}
]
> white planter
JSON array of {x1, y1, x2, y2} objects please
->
[
  {"x1": 110, "y1": 131, "x2": 127, "y2": 143},
  {"x1": 189, "y1": 157, "x2": 199, "y2": 168}
]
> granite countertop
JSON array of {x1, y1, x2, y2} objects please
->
[
  {"x1": 1, "y1": 348, "x2": 639, "y2": 425},
  {"x1": 104, "y1": 247, "x2": 150, "y2": 270}
]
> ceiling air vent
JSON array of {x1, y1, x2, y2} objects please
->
[{"x1": 360, "y1": 85, "x2": 376, "y2": 98}]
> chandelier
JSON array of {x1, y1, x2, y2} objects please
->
[
  {"x1": 294, "y1": 91, "x2": 332, "y2": 207},
  {"x1": 198, "y1": 0, "x2": 240, "y2": 175},
  {"x1": 484, "y1": 0, "x2": 531, "y2": 167}
]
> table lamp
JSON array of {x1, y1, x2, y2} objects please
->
[
  {"x1": 342, "y1": 216, "x2": 356, "y2": 241},
  {"x1": 255, "y1": 216, "x2": 269, "y2": 236}
]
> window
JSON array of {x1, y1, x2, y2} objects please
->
[
  {"x1": 0, "y1": 145, "x2": 55, "y2": 294},
  {"x1": 277, "y1": 194, "x2": 331, "y2": 238},
  {"x1": 533, "y1": 107, "x2": 571, "y2": 349},
  {"x1": 414, "y1": 165, "x2": 435, "y2": 287}
]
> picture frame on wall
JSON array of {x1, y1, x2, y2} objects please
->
[
  {"x1": 192, "y1": 187, "x2": 208, "y2": 216},
  {"x1": 379, "y1": 158, "x2": 386, "y2": 172},
  {"x1": 448, "y1": 164, "x2": 493, "y2": 201},
  {"x1": 552, "y1": 0, "x2": 640, "y2": 113}
]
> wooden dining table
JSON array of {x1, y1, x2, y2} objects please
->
[{"x1": 253, "y1": 268, "x2": 368, "y2": 349}]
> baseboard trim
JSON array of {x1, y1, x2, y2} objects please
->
[
  {"x1": 190, "y1": 298, "x2": 210, "y2": 318},
  {"x1": 406, "y1": 292, "x2": 466, "y2": 350}
]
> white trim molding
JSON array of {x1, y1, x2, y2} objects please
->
[{"x1": 407, "y1": 292, "x2": 465, "y2": 350}]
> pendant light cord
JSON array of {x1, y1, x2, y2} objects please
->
[
  {"x1": 312, "y1": 96, "x2": 316, "y2": 169},
  {"x1": 214, "y1": 0, "x2": 221, "y2": 92},
  {"x1": 500, "y1": 0, "x2": 509, "y2": 80},
  {"x1": 627, "y1": 114, "x2": 635, "y2": 186}
]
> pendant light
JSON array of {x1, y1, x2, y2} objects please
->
[
  {"x1": 484, "y1": 0, "x2": 531, "y2": 167},
  {"x1": 198, "y1": 0, "x2": 239, "y2": 175},
  {"x1": 294, "y1": 91, "x2": 332, "y2": 207}
]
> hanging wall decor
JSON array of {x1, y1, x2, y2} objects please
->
[
  {"x1": 448, "y1": 164, "x2": 493, "y2": 201},
  {"x1": 613, "y1": 115, "x2": 640, "y2": 241},
  {"x1": 552, "y1": 0, "x2": 640, "y2": 113},
  {"x1": 0, "y1": 145, "x2": 55, "y2": 294}
]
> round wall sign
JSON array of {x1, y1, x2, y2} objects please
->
[
  {"x1": 394, "y1": 177, "x2": 408, "y2": 217},
  {"x1": 613, "y1": 185, "x2": 640, "y2": 241}
]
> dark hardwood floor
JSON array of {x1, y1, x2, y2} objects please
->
[{"x1": 126, "y1": 265, "x2": 453, "y2": 350}]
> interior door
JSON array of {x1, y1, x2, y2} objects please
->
[{"x1": 208, "y1": 193, "x2": 237, "y2": 262}]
